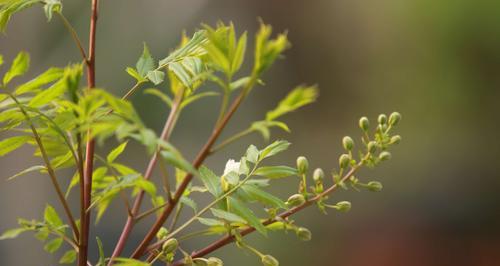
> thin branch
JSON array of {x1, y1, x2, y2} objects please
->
[
  {"x1": 170, "y1": 160, "x2": 367, "y2": 265},
  {"x1": 130, "y1": 77, "x2": 257, "y2": 259},
  {"x1": 209, "y1": 127, "x2": 254, "y2": 154},
  {"x1": 79, "y1": 0, "x2": 99, "y2": 265},
  {"x1": 9, "y1": 95, "x2": 80, "y2": 241},
  {"x1": 56, "y1": 12, "x2": 88, "y2": 63}
]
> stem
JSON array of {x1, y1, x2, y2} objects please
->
[
  {"x1": 79, "y1": 0, "x2": 99, "y2": 265},
  {"x1": 9, "y1": 95, "x2": 80, "y2": 240},
  {"x1": 171, "y1": 160, "x2": 367, "y2": 265},
  {"x1": 56, "y1": 12, "x2": 88, "y2": 63},
  {"x1": 131, "y1": 78, "x2": 256, "y2": 259},
  {"x1": 209, "y1": 127, "x2": 254, "y2": 154},
  {"x1": 108, "y1": 88, "x2": 185, "y2": 264}
]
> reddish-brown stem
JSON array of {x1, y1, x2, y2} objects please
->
[
  {"x1": 108, "y1": 89, "x2": 185, "y2": 265},
  {"x1": 169, "y1": 163, "x2": 363, "y2": 265},
  {"x1": 78, "y1": 1, "x2": 98, "y2": 265},
  {"x1": 131, "y1": 89, "x2": 249, "y2": 259}
]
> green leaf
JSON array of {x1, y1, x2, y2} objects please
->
[
  {"x1": 210, "y1": 208, "x2": 246, "y2": 224},
  {"x1": 3, "y1": 51, "x2": 29, "y2": 85},
  {"x1": 253, "y1": 22, "x2": 289, "y2": 75},
  {"x1": 245, "y1": 145, "x2": 259, "y2": 164},
  {"x1": 266, "y1": 85, "x2": 318, "y2": 121},
  {"x1": 28, "y1": 78, "x2": 66, "y2": 107},
  {"x1": 0, "y1": 54, "x2": 3, "y2": 67},
  {"x1": 230, "y1": 76, "x2": 251, "y2": 91},
  {"x1": 158, "y1": 30, "x2": 207, "y2": 67},
  {"x1": 96, "y1": 237, "x2": 106, "y2": 266},
  {"x1": 180, "y1": 196, "x2": 197, "y2": 213},
  {"x1": 59, "y1": 250, "x2": 76, "y2": 264},
  {"x1": 241, "y1": 184, "x2": 287, "y2": 209},
  {"x1": 15, "y1": 67, "x2": 64, "y2": 95},
  {"x1": 0, "y1": 0, "x2": 40, "y2": 33},
  {"x1": 198, "y1": 166, "x2": 221, "y2": 197},
  {"x1": 231, "y1": 32, "x2": 247, "y2": 73},
  {"x1": 6, "y1": 165, "x2": 45, "y2": 180},
  {"x1": 0, "y1": 135, "x2": 30, "y2": 156},
  {"x1": 107, "y1": 141, "x2": 128, "y2": 163},
  {"x1": 136, "y1": 43, "x2": 155, "y2": 77},
  {"x1": 253, "y1": 166, "x2": 297, "y2": 179},
  {"x1": 146, "y1": 70, "x2": 165, "y2": 85},
  {"x1": 180, "y1": 91, "x2": 218, "y2": 109},
  {"x1": 125, "y1": 67, "x2": 144, "y2": 82},
  {"x1": 44, "y1": 204, "x2": 63, "y2": 227},
  {"x1": 44, "y1": 237, "x2": 63, "y2": 253},
  {"x1": 159, "y1": 146, "x2": 198, "y2": 177},
  {"x1": 260, "y1": 140, "x2": 290, "y2": 160},
  {"x1": 43, "y1": 0, "x2": 62, "y2": 21},
  {"x1": 197, "y1": 217, "x2": 224, "y2": 227},
  {"x1": 228, "y1": 197, "x2": 267, "y2": 235},
  {"x1": 0, "y1": 227, "x2": 28, "y2": 240}
]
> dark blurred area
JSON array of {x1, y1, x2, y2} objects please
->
[{"x1": 1, "y1": 0, "x2": 500, "y2": 265}]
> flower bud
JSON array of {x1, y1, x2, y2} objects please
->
[
  {"x1": 162, "y1": 238, "x2": 178, "y2": 254},
  {"x1": 156, "y1": 227, "x2": 169, "y2": 240},
  {"x1": 367, "y1": 141, "x2": 377, "y2": 154},
  {"x1": 342, "y1": 136, "x2": 354, "y2": 151},
  {"x1": 207, "y1": 257, "x2": 223, "y2": 266},
  {"x1": 378, "y1": 114, "x2": 387, "y2": 125},
  {"x1": 313, "y1": 168, "x2": 324, "y2": 182},
  {"x1": 296, "y1": 227, "x2": 312, "y2": 241},
  {"x1": 388, "y1": 112, "x2": 401, "y2": 126},
  {"x1": 220, "y1": 176, "x2": 230, "y2": 192},
  {"x1": 390, "y1": 135, "x2": 401, "y2": 145},
  {"x1": 379, "y1": 151, "x2": 391, "y2": 161},
  {"x1": 359, "y1": 117, "x2": 370, "y2": 131},
  {"x1": 339, "y1": 154, "x2": 350, "y2": 169},
  {"x1": 261, "y1": 255, "x2": 279, "y2": 266},
  {"x1": 296, "y1": 156, "x2": 309, "y2": 175},
  {"x1": 367, "y1": 181, "x2": 383, "y2": 192},
  {"x1": 336, "y1": 201, "x2": 351, "y2": 212},
  {"x1": 287, "y1": 194, "x2": 305, "y2": 207}
]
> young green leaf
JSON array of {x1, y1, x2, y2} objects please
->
[
  {"x1": 253, "y1": 166, "x2": 297, "y2": 179},
  {"x1": 14, "y1": 67, "x2": 64, "y2": 95},
  {"x1": 146, "y1": 70, "x2": 165, "y2": 85},
  {"x1": 245, "y1": 145, "x2": 259, "y2": 164},
  {"x1": 259, "y1": 140, "x2": 291, "y2": 160},
  {"x1": 210, "y1": 208, "x2": 246, "y2": 224},
  {"x1": 0, "y1": 0, "x2": 40, "y2": 33},
  {"x1": 44, "y1": 204, "x2": 63, "y2": 227},
  {"x1": 107, "y1": 141, "x2": 128, "y2": 163},
  {"x1": 125, "y1": 67, "x2": 144, "y2": 82},
  {"x1": 0, "y1": 135, "x2": 31, "y2": 156},
  {"x1": 199, "y1": 166, "x2": 222, "y2": 197},
  {"x1": 136, "y1": 43, "x2": 155, "y2": 77},
  {"x1": 44, "y1": 237, "x2": 63, "y2": 253},
  {"x1": 231, "y1": 32, "x2": 247, "y2": 73},
  {"x1": 241, "y1": 184, "x2": 287, "y2": 209},
  {"x1": 59, "y1": 250, "x2": 76, "y2": 264},
  {"x1": 144, "y1": 88, "x2": 173, "y2": 107},
  {"x1": 228, "y1": 196, "x2": 267, "y2": 235},
  {"x1": 6, "y1": 165, "x2": 45, "y2": 180},
  {"x1": 180, "y1": 196, "x2": 198, "y2": 213},
  {"x1": 197, "y1": 217, "x2": 225, "y2": 227},
  {"x1": 266, "y1": 85, "x2": 318, "y2": 121},
  {"x1": 3, "y1": 51, "x2": 29, "y2": 85},
  {"x1": 28, "y1": 78, "x2": 66, "y2": 107},
  {"x1": 0, "y1": 227, "x2": 28, "y2": 240}
]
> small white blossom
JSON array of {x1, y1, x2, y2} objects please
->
[{"x1": 223, "y1": 159, "x2": 240, "y2": 176}]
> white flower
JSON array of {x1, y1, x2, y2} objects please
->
[{"x1": 223, "y1": 159, "x2": 240, "y2": 176}]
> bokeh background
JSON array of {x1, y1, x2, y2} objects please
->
[{"x1": 1, "y1": 0, "x2": 500, "y2": 265}]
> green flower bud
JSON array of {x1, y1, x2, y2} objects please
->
[
  {"x1": 390, "y1": 135, "x2": 401, "y2": 145},
  {"x1": 342, "y1": 136, "x2": 354, "y2": 150},
  {"x1": 379, "y1": 151, "x2": 391, "y2": 161},
  {"x1": 156, "y1": 227, "x2": 169, "y2": 240},
  {"x1": 359, "y1": 117, "x2": 370, "y2": 131},
  {"x1": 339, "y1": 154, "x2": 350, "y2": 169},
  {"x1": 378, "y1": 114, "x2": 387, "y2": 125},
  {"x1": 162, "y1": 238, "x2": 178, "y2": 254},
  {"x1": 313, "y1": 168, "x2": 324, "y2": 182},
  {"x1": 287, "y1": 194, "x2": 305, "y2": 207},
  {"x1": 261, "y1": 255, "x2": 279, "y2": 266},
  {"x1": 367, "y1": 181, "x2": 383, "y2": 192},
  {"x1": 207, "y1": 257, "x2": 223, "y2": 266},
  {"x1": 336, "y1": 201, "x2": 351, "y2": 212},
  {"x1": 296, "y1": 227, "x2": 312, "y2": 241},
  {"x1": 367, "y1": 141, "x2": 377, "y2": 154},
  {"x1": 388, "y1": 112, "x2": 401, "y2": 126},
  {"x1": 296, "y1": 156, "x2": 309, "y2": 175}
]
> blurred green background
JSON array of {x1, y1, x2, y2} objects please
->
[{"x1": 1, "y1": 0, "x2": 500, "y2": 265}]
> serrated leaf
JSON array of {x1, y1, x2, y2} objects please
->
[
  {"x1": 59, "y1": 250, "x2": 76, "y2": 264},
  {"x1": 260, "y1": 140, "x2": 290, "y2": 160},
  {"x1": 44, "y1": 237, "x2": 63, "y2": 253},
  {"x1": 146, "y1": 70, "x2": 165, "y2": 85},
  {"x1": 44, "y1": 204, "x2": 63, "y2": 227},
  {"x1": 0, "y1": 227, "x2": 28, "y2": 240},
  {"x1": 228, "y1": 197, "x2": 266, "y2": 235},
  {"x1": 241, "y1": 184, "x2": 287, "y2": 209},
  {"x1": 199, "y1": 166, "x2": 221, "y2": 197},
  {"x1": 253, "y1": 166, "x2": 297, "y2": 179},
  {"x1": 3, "y1": 51, "x2": 29, "y2": 85},
  {"x1": 15, "y1": 67, "x2": 64, "y2": 95},
  {"x1": 159, "y1": 30, "x2": 207, "y2": 67},
  {"x1": 210, "y1": 208, "x2": 246, "y2": 224},
  {"x1": 266, "y1": 85, "x2": 318, "y2": 121},
  {"x1": 0, "y1": 135, "x2": 30, "y2": 156},
  {"x1": 7, "y1": 165, "x2": 45, "y2": 180},
  {"x1": 136, "y1": 43, "x2": 155, "y2": 77},
  {"x1": 107, "y1": 141, "x2": 128, "y2": 163}
]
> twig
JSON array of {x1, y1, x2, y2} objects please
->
[{"x1": 56, "y1": 12, "x2": 88, "y2": 64}]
